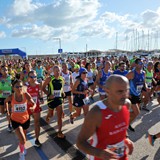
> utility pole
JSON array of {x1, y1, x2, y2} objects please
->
[{"x1": 115, "y1": 32, "x2": 118, "y2": 50}]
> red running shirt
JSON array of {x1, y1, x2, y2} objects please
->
[
  {"x1": 89, "y1": 101, "x2": 130, "y2": 160},
  {"x1": 27, "y1": 84, "x2": 41, "y2": 114}
]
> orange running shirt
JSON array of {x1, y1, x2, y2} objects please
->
[{"x1": 11, "y1": 93, "x2": 29, "y2": 124}]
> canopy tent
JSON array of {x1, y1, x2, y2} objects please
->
[{"x1": 0, "y1": 48, "x2": 27, "y2": 58}]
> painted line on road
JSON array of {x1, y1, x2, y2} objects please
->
[
  {"x1": 27, "y1": 132, "x2": 49, "y2": 160},
  {"x1": 40, "y1": 118, "x2": 87, "y2": 160}
]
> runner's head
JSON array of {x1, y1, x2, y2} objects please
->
[
  {"x1": 74, "y1": 64, "x2": 80, "y2": 73},
  {"x1": 135, "y1": 58, "x2": 143, "y2": 70},
  {"x1": 28, "y1": 70, "x2": 37, "y2": 83},
  {"x1": 104, "y1": 61, "x2": 111, "y2": 70},
  {"x1": 119, "y1": 62, "x2": 126, "y2": 71},
  {"x1": 105, "y1": 75, "x2": 129, "y2": 105},
  {"x1": 147, "y1": 61, "x2": 153, "y2": 70},
  {"x1": 53, "y1": 65, "x2": 60, "y2": 77},
  {"x1": 37, "y1": 60, "x2": 42, "y2": 66},
  {"x1": 62, "y1": 62, "x2": 68, "y2": 71},
  {"x1": 77, "y1": 67, "x2": 87, "y2": 79},
  {"x1": 85, "y1": 63, "x2": 91, "y2": 71},
  {"x1": 1, "y1": 66, "x2": 8, "y2": 76},
  {"x1": 24, "y1": 61, "x2": 31, "y2": 71},
  {"x1": 12, "y1": 79, "x2": 24, "y2": 94}
]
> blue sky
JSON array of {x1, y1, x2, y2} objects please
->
[{"x1": 0, "y1": 0, "x2": 160, "y2": 55}]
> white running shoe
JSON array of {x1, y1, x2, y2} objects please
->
[
  {"x1": 19, "y1": 152, "x2": 25, "y2": 160},
  {"x1": 24, "y1": 148, "x2": 27, "y2": 156}
]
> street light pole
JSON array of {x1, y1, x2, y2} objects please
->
[
  {"x1": 53, "y1": 38, "x2": 61, "y2": 50},
  {"x1": 58, "y1": 38, "x2": 61, "y2": 49}
]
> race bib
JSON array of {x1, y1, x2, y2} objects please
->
[
  {"x1": 107, "y1": 140, "x2": 125, "y2": 158},
  {"x1": 53, "y1": 90, "x2": 61, "y2": 97},
  {"x1": 136, "y1": 84, "x2": 143, "y2": 93},
  {"x1": 146, "y1": 82, "x2": 152, "y2": 88},
  {"x1": 2, "y1": 91, "x2": 11, "y2": 97},
  {"x1": 64, "y1": 77, "x2": 70, "y2": 85},
  {"x1": 37, "y1": 78, "x2": 42, "y2": 83},
  {"x1": 14, "y1": 103, "x2": 27, "y2": 112},
  {"x1": 83, "y1": 97, "x2": 90, "y2": 105},
  {"x1": 32, "y1": 96, "x2": 37, "y2": 103}
]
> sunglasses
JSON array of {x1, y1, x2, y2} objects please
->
[
  {"x1": 30, "y1": 76, "x2": 37, "y2": 79},
  {"x1": 15, "y1": 85, "x2": 23, "y2": 89}
]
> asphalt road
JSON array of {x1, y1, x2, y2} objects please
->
[{"x1": 0, "y1": 94, "x2": 160, "y2": 160}]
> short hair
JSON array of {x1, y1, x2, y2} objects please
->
[
  {"x1": 28, "y1": 70, "x2": 36, "y2": 77},
  {"x1": 135, "y1": 58, "x2": 141, "y2": 64},
  {"x1": 12, "y1": 79, "x2": 23, "y2": 87},
  {"x1": 119, "y1": 61, "x2": 126, "y2": 67},
  {"x1": 147, "y1": 61, "x2": 153, "y2": 66},
  {"x1": 53, "y1": 65, "x2": 60, "y2": 71},
  {"x1": 85, "y1": 63, "x2": 90, "y2": 69}
]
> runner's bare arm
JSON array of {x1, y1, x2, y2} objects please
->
[
  {"x1": 72, "y1": 79, "x2": 81, "y2": 94},
  {"x1": 76, "y1": 106, "x2": 117, "y2": 160},
  {"x1": 25, "y1": 92, "x2": 36, "y2": 111},
  {"x1": 39, "y1": 83, "x2": 43, "y2": 98},
  {"x1": 4, "y1": 95, "x2": 12, "y2": 115},
  {"x1": 126, "y1": 71, "x2": 134, "y2": 80},
  {"x1": 42, "y1": 77, "x2": 51, "y2": 96},
  {"x1": 94, "y1": 71, "x2": 103, "y2": 89}
]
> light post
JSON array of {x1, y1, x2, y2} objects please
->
[{"x1": 53, "y1": 38, "x2": 61, "y2": 50}]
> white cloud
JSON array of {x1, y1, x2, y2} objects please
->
[
  {"x1": 0, "y1": 31, "x2": 6, "y2": 38},
  {"x1": 140, "y1": 9, "x2": 160, "y2": 29},
  {"x1": 12, "y1": 25, "x2": 54, "y2": 40},
  {"x1": 8, "y1": 0, "x2": 102, "y2": 41},
  {"x1": 8, "y1": 0, "x2": 100, "y2": 28},
  {"x1": 11, "y1": 0, "x2": 38, "y2": 16},
  {"x1": 1, "y1": 0, "x2": 160, "y2": 44}
]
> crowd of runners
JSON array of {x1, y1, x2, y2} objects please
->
[{"x1": 0, "y1": 54, "x2": 160, "y2": 160}]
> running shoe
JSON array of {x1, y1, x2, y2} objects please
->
[
  {"x1": 148, "y1": 134, "x2": 155, "y2": 146},
  {"x1": 24, "y1": 148, "x2": 27, "y2": 156},
  {"x1": 7, "y1": 124, "x2": 13, "y2": 132},
  {"x1": 69, "y1": 114, "x2": 74, "y2": 124},
  {"x1": 57, "y1": 131, "x2": 66, "y2": 139},
  {"x1": 128, "y1": 125, "x2": 135, "y2": 132},
  {"x1": 35, "y1": 139, "x2": 41, "y2": 147},
  {"x1": 142, "y1": 106, "x2": 150, "y2": 112},
  {"x1": 19, "y1": 152, "x2": 25, "y2": 160}
]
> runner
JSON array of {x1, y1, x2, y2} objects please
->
[
  {"x1": 42, "y1": 65, "x2": 65, "y2": 139},
  {"x1": 85, "y1": 63, "x2": 95, "y2": 102},
  {"x1": 141, "y1": 61, "x2": 155, "y2": 111},
  {"x1": 153, "y1": 61, "x2": 160, "y2": 104},
  {"x1": 4, "y1": 79, "x2": 36, "y2": 160},
  {"x1": 70, "y1": 67, "x2": 91, "y2": 124},
  {"x1": 27, "y1": 70, "x2": 44, "y2": 147},
  {"x1": 0, "y1": 65, "x2": 12, "y2": 131},
  {"x1": 95, "y1": 61, "x2": 112, "y2": 100},
  {"x1": 126, "y1": 58, "x2": 147, "y2": 132},
  {"x1": 35, "y1": 60, "x2": 44, "y2": 83},
  {"x1": 61, "y1": 62, "x2": 73, "y2": 117},
  {"x1": 72, "y1": 64, "x2": 80, "y2": 84},
  {"x1": 76, "y1": 75, "x2": 134, "y2": 160},
  {"x1": 20, "y1": 61, "x2": 32, "y2": 85},
  {"x1": 113, "y1": 61, "x2": 128, "y2": 76}
]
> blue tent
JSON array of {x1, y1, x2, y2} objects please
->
[{"x1": 0, "y1": 48, "x2": 27, "y2": 58}]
